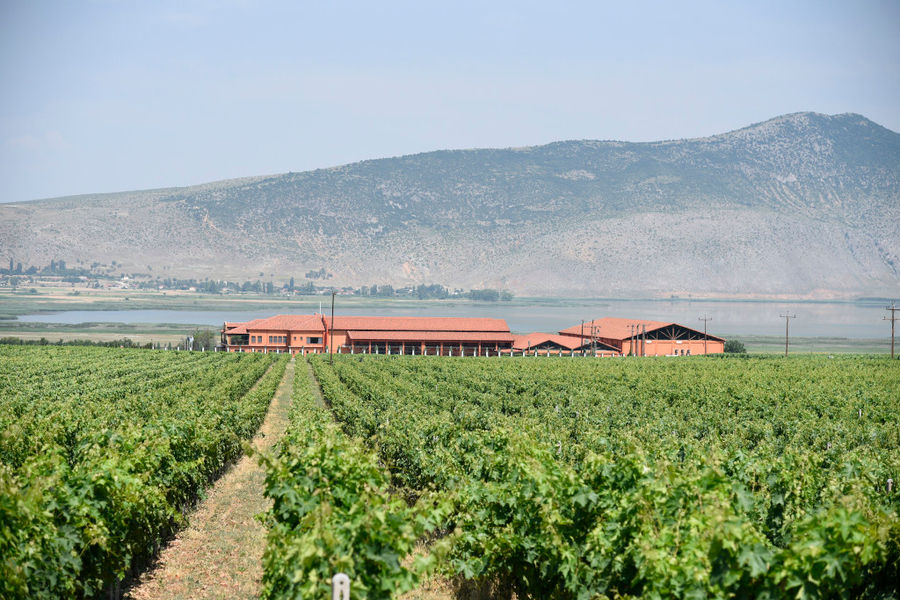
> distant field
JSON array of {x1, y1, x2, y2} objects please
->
[
  {"x1": 726, "y1": 334, "x2": 891, "y2": 354},
  {"x1": 0, "y1": 320, "x2": 196, "y2": 345},
  {"x1": 0, "y1": 285, "x2": 473, "y2": 317}
]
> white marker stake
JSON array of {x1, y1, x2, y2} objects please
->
[{"x1": 332, "y1": 573, "x2": 350, "y2": 600}]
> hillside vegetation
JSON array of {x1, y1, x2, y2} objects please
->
[{"x1": 1, "y1": 112, "x2": 898, "y2": 297}]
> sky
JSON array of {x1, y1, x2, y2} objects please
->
[{"x1": 1, "y1": 0, "x2": 898, "y2": 203}]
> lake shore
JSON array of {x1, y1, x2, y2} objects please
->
[{"x1": 1, "y1": 286, "x2": 894, "y2": 353}]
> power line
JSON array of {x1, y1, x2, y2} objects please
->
[
  {"x1": 329, "y1": 291, "x2": 336, "y2": 364},
  {"x1": 779, "y1": 313, "x2": 797, "y2": 357},
  {"x1": 591, "y1": 323, "x2": 601, "y2": 356},
  {"x1": 885, "y1": 301, "x2": 898, "y2": 359},
  {"x1": 698, "y1": 314, "x2": 712, "y2": 355}
]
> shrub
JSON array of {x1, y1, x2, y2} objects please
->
[{"x1": 724, "y1": 339, "x2": 747, "y2": 353}]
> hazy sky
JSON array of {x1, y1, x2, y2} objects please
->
[{"x1": 1, "y1": 0, "x2": 898, "y2": 202}]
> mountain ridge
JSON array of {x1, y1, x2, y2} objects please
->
[{"x1": 2, "y1": 112, "x2": 898, "y2": 298}]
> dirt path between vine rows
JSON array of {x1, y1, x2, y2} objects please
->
[
  {"x1": 305, "y1": 358, "x2": 326, "y2": 407},
  {"x1": 127, "y1": 358, "x2": 296, "y2": 600}
]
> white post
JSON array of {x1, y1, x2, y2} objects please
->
[{"x1": 332, "y1": 573, "x2": 350, "y2": 600}]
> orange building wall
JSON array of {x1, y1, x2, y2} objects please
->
[
  {"x1": 622, "y1": 339, "x2": 724, "y2": 356},
  {"x1": 227, "y1": 328, "x2": 327, "y2": 354}
]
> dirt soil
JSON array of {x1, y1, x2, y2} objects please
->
[{"x1": 126, "y1": 359, "x2": 296, "y2": 600}]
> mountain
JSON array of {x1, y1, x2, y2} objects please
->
[{"x1": 2, "y1": 112, "x2": 898, "y2": 298}]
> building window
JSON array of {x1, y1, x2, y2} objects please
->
[{"x1": 307, "y1": 336, "x2": 322, "y2": 344}]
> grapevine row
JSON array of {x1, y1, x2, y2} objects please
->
[
  {"x1": 303, "y1": 355, "x2": 899, "y2": 598},
  {"x1": 0, "y1": 346, "x2": 287, "y2": 599}
]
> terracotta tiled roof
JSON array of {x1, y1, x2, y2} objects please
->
[
  {"x1": 345, "y1": 330, "x2": 514, "y2": 343},
  {"x1": 559, "y1": 317, "x2": 724, "y2": 342},
  {"x1": 224, "y1": 314, "x2": 512, "y2": 336},
  {"x1": 512, "y1": 332, "x2": 618, "y2": 351},
  {"x1": 226, "y1": 314, "x2": 324, "y2": 335},
  {"x1": 225, "y1": 318, "x2": 265, "y2": 335},
  {"x1": 513, "y1": 333, "x2": 580, "y2": 350},
  {"x1": 330, "y1": 316, "x2": 510, "y2": 332}
]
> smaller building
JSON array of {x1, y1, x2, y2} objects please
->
[
  {"x1": 558, "y1": 317, "x2": 725, "y2": 356},
  {"x1": 511, "y1": 332, "x2": 619, "y2": 356}
]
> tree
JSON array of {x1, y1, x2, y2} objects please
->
[
  {"x1": 190, "y1": 328, "x2": 218, "y2": 350},
  {"x1": 724, "y1": 339, "x2": 747, "y2": 354},
  {"x1": 416, "y1": 284, "x2": 449, "y2": 299},
  {"x1": 469, "y1": 288, "x2": 500, "y2": 302}
]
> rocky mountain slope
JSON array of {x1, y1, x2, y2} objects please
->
[{"x1": 2, "y1": 112, "x2": 898, "y2": 298}]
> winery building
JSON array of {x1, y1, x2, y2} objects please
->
[
  {"x1": 558, "y1": 317, "x2": 725, "y2": 356},
  {"x1": 222, "y1": 314, "x2": 515, "y2": 356},
  {"x1": 511, "y1": 332, "x2": 619, "y2": 356}
]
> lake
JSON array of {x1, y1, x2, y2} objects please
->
[{"x1": 15, "y1": 298, "x2": 893, "y2": 338}]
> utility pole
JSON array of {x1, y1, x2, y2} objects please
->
[
  {"x1": 330, "y1": 291, "x2": 336, "y2": 364},
  {"x1": 885, "y1": 301, "x2": 898, "y2": 359},
  {"x1": 581, "y1": 320, "x2": 585, "y2": 356},
  {"x1": 699, "y1": 315, "x2": 712, "y2": 355},
  {"x1": 780, "y1": 313, "x2": 796, "y2": 357}
]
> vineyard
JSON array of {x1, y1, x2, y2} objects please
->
[
  {"x1": 262, "y1": 355, "x2": 900, "y2": 599},
  {"x1": 2, "y1": 348, "x2": 897, "y2": 599},
  {"x1": 0, "y1": 346, "x2": 287, "y2": 599}
]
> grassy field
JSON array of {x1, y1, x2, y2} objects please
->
[
  {"x1": 723, "y1": 334, "x2": 892, "y2": 354},
  {"x1": 0, "y1": 320, "x2": 198, "y2": 345}
]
